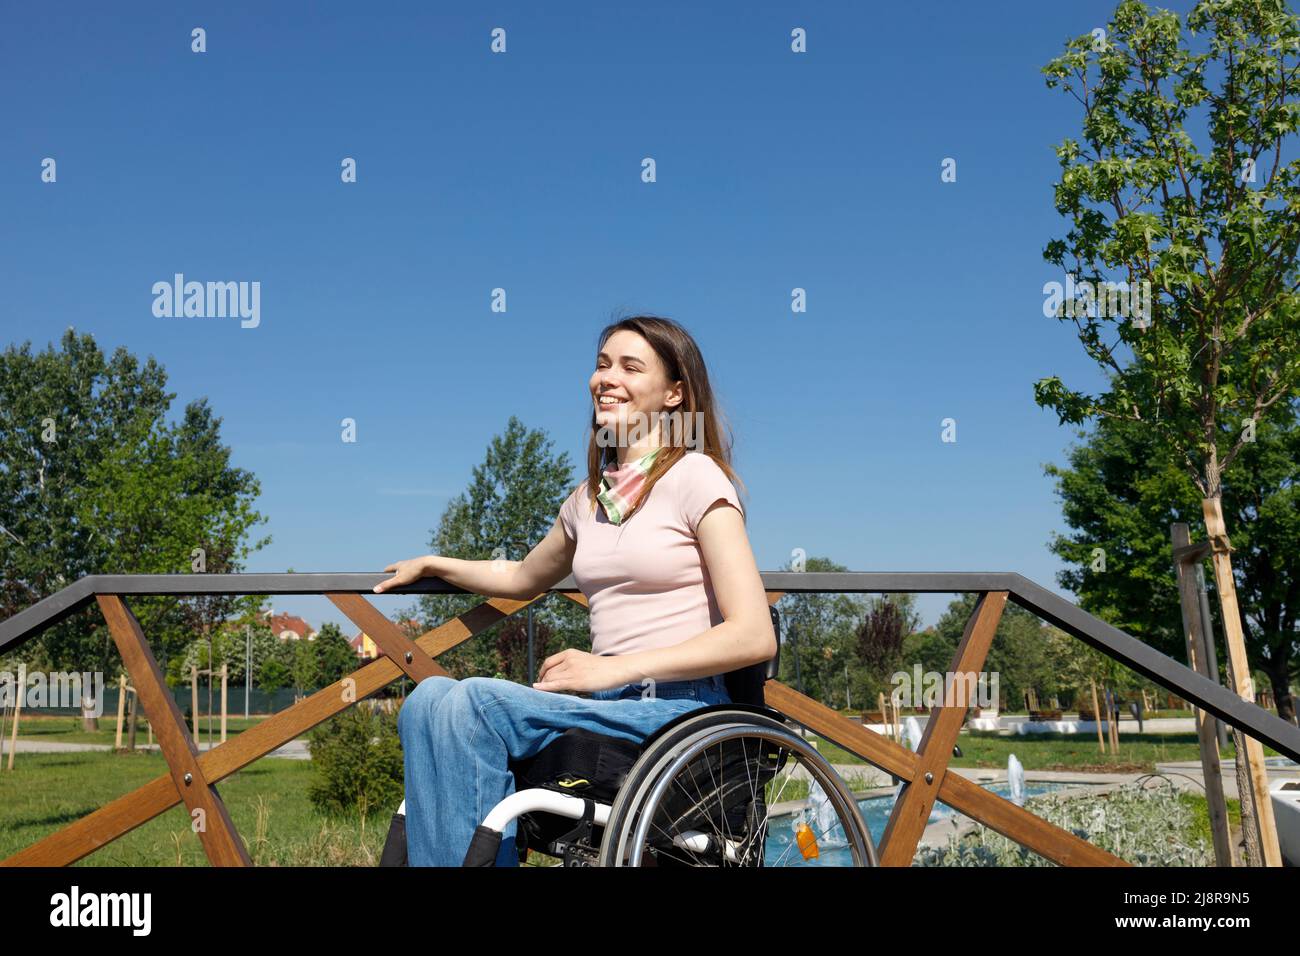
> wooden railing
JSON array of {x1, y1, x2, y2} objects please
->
[{"x1": 2, "y1": 571, "x2": 1297, "y2": 867}]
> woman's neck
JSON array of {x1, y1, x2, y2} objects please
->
[{"x1": 612, "y1": 432, "x2": 665, "y2": 467}]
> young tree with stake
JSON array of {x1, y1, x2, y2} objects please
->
[{"x1": 1036, "y1": 0, "x2": 1300, "y2": 865}]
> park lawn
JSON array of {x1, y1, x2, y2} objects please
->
[
  {"x1": 1, "y1": 744, "x2": 1258, "y2": 868},
  {"x1": 5, "y1": 714, "x2": 272, "y2": 747},
  {"x1": 0, "y1": 750, "x2": 390, "y2": 865},
  {"x1": 0, "y1": 749, "x2": 558, "y2": 867},
  {"x1": 810, "y1": 730, "x2": 1280, "y2": 772}
]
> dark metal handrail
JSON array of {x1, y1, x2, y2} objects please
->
[{"x1": 3, "y1": 570, "x2": 1297, "y2": 762}]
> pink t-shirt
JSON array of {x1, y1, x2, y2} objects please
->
[{"x1": 558, "y1": 451, "x2": 746, "y2": 658}]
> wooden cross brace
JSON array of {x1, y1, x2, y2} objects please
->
[
  {"x1": 763, "y1": 592, "x2": 1126, "y2": 867},
  {"x1": 1, "y1": 591, "x2": 539, "y2": 867}
]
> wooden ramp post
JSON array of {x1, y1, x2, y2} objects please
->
[
  {"x1": 97, "y1": 595, "x2": 251, "y2": 867},
  {"x1": 1171, "y1": 523, "x2": 1234, "y2": 867}
]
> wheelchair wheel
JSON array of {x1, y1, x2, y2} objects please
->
[{"x1": 599, "y1": 711, "x2": 877, "y2": 867}]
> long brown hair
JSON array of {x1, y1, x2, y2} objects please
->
[{"x1": 576, "y1": 315, "x2": 746, "y2": 524}]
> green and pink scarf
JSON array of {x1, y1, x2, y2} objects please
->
[{"x1": 596, "y1": 446, "x2": 664, "y2": 524}]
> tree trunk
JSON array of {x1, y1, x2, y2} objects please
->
[
  {"x1": 80, "y1": 689, "x2": 98, "y2": 733},
  {"x1": 1229, "y1": 727, "x2": 1261, "y2": 865},
  {"x1": 1264, "y1": 656, "x2": 1298, "y2": 726},
  {"x1": 126, "y1": 690, "x2": 138, "y2": 751}
]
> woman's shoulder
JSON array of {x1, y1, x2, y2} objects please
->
[
  {"x1": 672, "y1": 450, "x2": 726, "y2": 476},
  {"x1": 669, "y1": 450, "x2": 744, "y2": 525},
  {"x1": 674, "y1": 451, "x2": 739, "y2": 486}
]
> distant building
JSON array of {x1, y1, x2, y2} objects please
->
[
  {"x1": 262, "y1": 610, "x2": 317, "y2": 642},
  {"x1": 351, "y1": 618, "x2": 423, "y2": 660}
]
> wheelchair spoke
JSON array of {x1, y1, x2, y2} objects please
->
[
  {"x1": 703, "y1": 736, "x2": 764, "y2": 864},
  {"x1": 636, "y1": 737, "x2": 764, "y2": 866},
  {"x1": 656, "y1": 743, "x2": 731, "y2": 862},
  {"x1": 604, "y1": 720, "x2": 875, "y2": 867},
  {"x1": 705, "y1": 739, "x2": 739, "y2": 859},
  {"x1": 767, "y1": 768, "x2": 793, "y2": 806}
]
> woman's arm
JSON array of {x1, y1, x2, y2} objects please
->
[
  {"x1": 607, "y1": 500, "x2": 776, "y2": 685},
  {"x1": 373, "y1": 515, "x2": 576, "y2": 600},
  {"x1": 502, "y1": 516, "x2": 577, "y2": 599}
]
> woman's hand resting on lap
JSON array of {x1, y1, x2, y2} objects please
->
[{"x1": 533, "y1": 648, "x2": 635, "y2": 694}]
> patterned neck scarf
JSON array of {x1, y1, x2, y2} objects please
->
[{"x1": 596, "y1": 446, "x2": 664, "y2": 524}]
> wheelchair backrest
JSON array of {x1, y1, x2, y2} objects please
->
[{"x1": 722, "y1": 605, "x2": 781, "y2": 707}]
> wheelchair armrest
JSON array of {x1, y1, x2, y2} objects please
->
[{"x1": 722, "y1": 605, "x2": 781, "y2": 707}]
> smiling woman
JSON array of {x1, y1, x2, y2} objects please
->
[
  {"x1": 374, "y1": 314, "x2": 776, "y2": 866},
  {"x1": 558, "y1": 449, "x2": 750, "y2": 660}
]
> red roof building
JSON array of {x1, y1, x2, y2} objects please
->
[{"x1": 262, "y1": 610, "x2": 317, "y2": 642}]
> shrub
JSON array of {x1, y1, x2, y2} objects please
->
[
  {"x1": 306, "y1": 705, "x2": 404, "y2": 818},
  {"x1": 913, "y1": 780, "x2": 1212, "y2": 866}
]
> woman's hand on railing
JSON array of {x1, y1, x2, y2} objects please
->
[{"x1": 373, "y1": 557, "x2": 430, "y2": 593}]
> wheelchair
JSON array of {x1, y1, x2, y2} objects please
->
[{"x1": 380, "y1": 607, "x2": 878, "y2": 867}]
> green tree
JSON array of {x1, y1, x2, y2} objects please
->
[
  {"x1": 206, "y1": 605, "x2": 277, "y2": 686},
  {"x1": 258, "y1": 656, "x2": 291, "y2": 697},
  {"x1": 924, "y1": 594, "x2": 1075, "y2": 713},
  {"x1": 1046, "y1": 623, "x2": 1141, "y2": 715},
  {"x1": 256, "y1": 629, "x2": 299, "y2": 699},
  {"x1": 291, "y1": 638, "x2": 321, "y2": 699},
  {"x1": 901, "y1": 626, "x2": 964, "y2": 679},
  {"x1": 315, "y1": 621, "x2": 361, "y2": 685},
  {"x1": 1046, "y1": 404, "x2": 1300, "y2": 722},
  {"x1": 1036, "y1": 2, "x2": 1300, "y2": 860},
  {"x1": 773, "y1": 556, "x2": 904, "y2": 711},
  {"x1": 415, "y1": 416, "x2": 588, "y2": 678},
  {"x1": 1037, "y1": 0, "x2": 1300, "y2": 501},
  {"x1": 0, "y1": 330, "x2": 269, "y2": 678}
]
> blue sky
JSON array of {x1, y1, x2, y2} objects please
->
[{"x1": 1, "y1": 0, "x2": 1154, "y2": 636}]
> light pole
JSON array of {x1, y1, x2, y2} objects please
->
[
  {"x1": 790, "y1": 623, "x2": 804, "y2": 697},
  {"x1": 789, "y1": 622, "x2": 806, "y2": 741},
  {"x1": 245, "y1": 624, "x2": 251, "y2": 720},
  {"x1": 1194, "y1": 564, "x2": 1230, "y2": 750}
]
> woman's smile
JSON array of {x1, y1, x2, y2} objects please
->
[{"x1": 596, "y1": 394, "x2": 631, "y2": 413}]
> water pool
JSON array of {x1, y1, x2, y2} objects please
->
[{"x1": 762, "y1": 780, "x2": 1088, "y2": 866}]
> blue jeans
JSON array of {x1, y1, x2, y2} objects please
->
[{"x1": 396, "y1": 673, "x2": 731, "y2": 866}]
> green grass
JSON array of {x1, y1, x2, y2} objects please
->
[
  {"x1": 2, "y1": 748, "x2": 1258, "y2": 867},
  {"x1": 0, "y1": 750, "x2": 389, "y2": 865},
  {"x1": 809, "y1": 730, "x2": 1279, "y2": 773},
  {"x1": 1180, "y1": 791, "x2": 1242, "y2": 848},
  {"x1": 4, "y1": 714, "x2": 275, "y2": 747},
  {"x1": 0, "y1": 749, "x2": 562, "y2": 866}
]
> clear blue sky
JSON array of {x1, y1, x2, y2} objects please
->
[{"x1": 1, "y1": 0, "x2": 1148, "y2": 637}]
